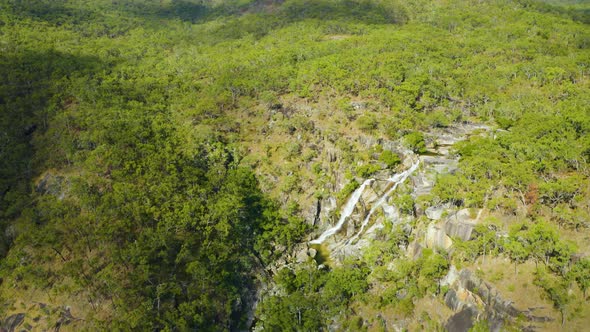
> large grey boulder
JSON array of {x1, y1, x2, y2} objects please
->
[
  {"x1": 443, "y1": 209, "x2": 482, "y2": 241},
  {"x1": 426, "y1": 205, "x2": 445, "y2": 220},
  {"x1": 425, "y1": 223, "x2": 453, "y2": 250},
  {"x1": 295, "y1": 247, "x2": 310, "y2": 263}
]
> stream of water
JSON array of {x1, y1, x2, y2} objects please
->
[
  {"x1": 347, "y1": 161, "x2": 419, "y2": 244},
  {"x1": 309, "y1": 178, "x2": 374, "y2": 244},
  {"x1": 310, "y1": 161, "x2": 419, "y2": 245}
]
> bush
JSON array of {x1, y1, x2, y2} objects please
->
[
  {"x1": 394, "y1": 194, "x2": 415, "y2": 215},
  {"x1": 356, "y1": 114, "x2": 378, "y2": 132},
  {"x1": 403, "y1": 131, "x2": 427, "y2": 154},
  {"x1": 338, "y1": 179, "x2": 360, "y2": 202},
  {"x1": 379, "y1": 150, "x2": 401, "y2": 168},
  {"x1": 285, "y1": 142, "x2": 302, "y2": 159},
  {"x1": 356, "y1": 164, "x2": 381, "y2": 178}
]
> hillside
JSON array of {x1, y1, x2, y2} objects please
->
[{"x1": 0, "y1": 0, "x2": 589, "y2": 330}]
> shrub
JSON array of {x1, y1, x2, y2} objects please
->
[
  {"x1": 356, "y1": 164, "x2": 381, "y2": 178},
  {"x1": 379, "y1": 150, "x2": 401, "y2": 168},
  {"x1": 356, "y1": 114, "x2": 378, "y2": 132},
  {"x1": 403, "y1": 131, "x2": 427, "y2": 153},
  {"x1": 338, "y1": 179, "x2": 360, "y2": 202}
]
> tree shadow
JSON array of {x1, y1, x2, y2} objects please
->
[
  {"x1": 119, "y1": 0, "x2": 228, "y2": 24},
  {"x1": 279, "y1": 0, "x2": 407, "y2": 25},
  {"x1": 528, "y1": 0, "x2": 590, "y2": 24},
  {"x1": 4, "y1": 0, "x2": 98, "y2": 25},
  {"x1": 4, "y1": 0, "x2": 242, "y2": 24},
  {"x1": 3, "y1": 0, "x2": 407, "y2": 42},
  {"x1": 0, "y1": 48, "x2": 103, "y2": 255}
]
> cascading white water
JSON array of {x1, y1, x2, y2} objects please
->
[
  {"x1": 309, "y1": 178, "x2": 374, "y2": 244},
  {"x1": 347, "y1": 161, "x2": 420, "y2": 244}
]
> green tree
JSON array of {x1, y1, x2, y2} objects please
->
[
  {"x1": 403, "y1": 131, "x2": 427, "y2": 154},
  {"x1": 379, "y1": 150, "x2": 401, "y2": 168},
  {"x1": 569, "y1": 259, "x2": 590, "y2": 298}
]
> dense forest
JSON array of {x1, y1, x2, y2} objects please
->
[{"x1": 0, "y1": 0, "x2": 589, "y2": 330}]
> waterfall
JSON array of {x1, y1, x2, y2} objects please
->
[
  {"x1": 310, "y1": 178, "x2": 374, "y2": 244},
  {"x1": 347, "y1": 161, "x2": 420, "y2": 244}
]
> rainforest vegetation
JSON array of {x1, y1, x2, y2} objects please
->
[{"x1": 0, "y1": 0, "x2": 589, "y2": 330}]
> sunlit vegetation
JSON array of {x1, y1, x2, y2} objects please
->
[{"x1": 0, "y1": 0, "x2": 589, "y2": 329}]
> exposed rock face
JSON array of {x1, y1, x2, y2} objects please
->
[
  {"x1": 406, "y1": 241, "x2": 423, "y2": 260},
  {"x1": 444, "y1": 208, "x2": 481, "y2": 241},
  {"x1": 443, "y1": 268, "x2": 553, "y2": 331},
  {"x1": 440, "y1": 264, "x2": 460, "y2": 286},
  {"x1": 306, "y1": 199, "x2": 321, "y2": 227},
  {"x1": 308, "y1": 248, "x2": 317, "y2": 258},
  {"x1": 412, "y1": 172, "x2": 434, "y2": 198},
  {"x1": 36, "y1": 173, "x2": 69, "y2": 199},
  {"x1": 421, "y1": 155, "x2": 458, "y2": 174},
  {"x1": 426, "y1": 205, "x2": 445, "y2": 220},
  {"x1": 443, "y1": 221, "x2": 475, "y2": 241},
  {"x1": 429, "y1": 123, "x2": 491, "y2": 156},
  {"x1": 307, "y1": 196, "x2": 338, "y2": 235},
  {"x1": 2, "y1": 313, "x2": 24, "y2": 332},
  {"x1": 295, "y1": 244, "x2": 312, "y2": 264},
  {"x1": 422, "y1": 208, "x2": 482, "y2": 250},
  {"x1": 425, "y1": 223, "x2": 453, "y2": 250},
  {"x1": 445, "y1": 306, "x2": 478, "y2": 332}
]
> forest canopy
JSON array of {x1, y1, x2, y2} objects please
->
[{"x1": 0, "y1": 0, "x2": 589, "y2": 330}]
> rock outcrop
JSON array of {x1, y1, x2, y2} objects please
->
[
  {"x1": 1, "y1": 313, "x2": 24, "y2": 332},
  {"x1": 420, "y1": 208, "x2": 482, "y2": 251},
  {"x1": 425, "y1": 205, "x2": 445, "y2": 220},
  {"x1": 442, "y1": 267, "x2": 553, "y2": 332},
  {"x1": 35, "y1": 173, "x2": 69, "y2": 199},
  {"x1": 0, "y1": 303, "x2": 84, "y2": 332},
  {"x1": 425, "y1": 223, "x2": 453, "y2": 250},
  {"x1": 444, "y1": 209, "x2": 481, "y2": 241}
]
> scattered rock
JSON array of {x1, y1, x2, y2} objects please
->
[
  {"x1": 396, "y1": 288, "x2": 408, "y2": 300},
  {"x1": 350, "y1": 101, "x2": 367, "y2": 110}
]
